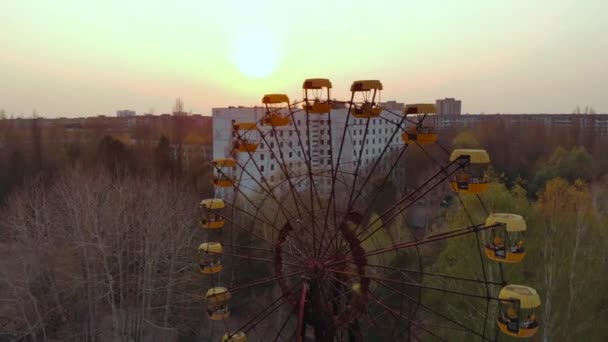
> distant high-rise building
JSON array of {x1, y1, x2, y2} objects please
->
[
  {"x1": 116, "y1": 110, "x2": 136, "y2": 117},
  {"x1": 436, "y1": 98, "x2": 462, "y2": 116}
]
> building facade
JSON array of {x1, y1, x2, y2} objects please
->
[
  {"x1": 212, "y1": 106, "x2": 407, "y2": 199},
  {"x1": 116, "y1": 110, "x2": 136, "y2": 117},
  {"x1": 436, "y1": 98, "x2": 462, "y2": 116}
]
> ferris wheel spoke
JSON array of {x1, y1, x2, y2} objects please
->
[
  {"x1": 285, "y1": 107, "x2": 331, "y2": 252},
  {"x1": 229, "y1": 269, "x2": 306, "y2": 293},
  {"x1": 373, "y1": 278, "x2": 494, "y2": 341},
  {"x1": 260, "y1": 127, "x2": 313, "y2": 221},
  {"x1": 272, "y1": 306, "x2": 296, "y2": 342},
  {"x1": 220, "y1": 207, "x2": 282, "y2": 248},
  {"x1": 364, "y1": 273, "x2": 499, "y2": 301},
  {"x1": 326, "y1": 132, "x2": 411, "y2": 257},
  {"x1": 326, "y1": 223, "x2": 499, "y2": 270},
  {"x1": 345, "y1": 109, "x2": 410, "y2": 212},
  {"x1": 227, "y1": 185, "x2": 317, "y2": 253},
  {"x1": 353, "y1": 157, "x2": 468, "y2": 247},
  {"x1": 367, "y1": 290, "x2": 448, "y2": 342},
  {"x1": 364, "y1": 263, "x2": 504, "y2": 286},
  {"x1": 234, "y1": 280, "x2": 302, "y2": 335},
  {"x1": 232, "y1": 154, "x2": 308, "y2": 227},
  {"x1": 318, "y1": 94, "x2": 355, "y2": 251},
  {"x1": 376, "y1": 105, "x2": 420, "y2": 127},
  {"x1": 221, "y1": 243, "x2": 303, "y2": 262}
]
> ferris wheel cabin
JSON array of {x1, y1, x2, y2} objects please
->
[
  {"x1": 232, "y1": 122, "x2": 259, "y2": 153},
  {"x1": 485, "y1": 213, "x2": 527, "y2": 263},
  {"x1": 212, "y1": 158, "x2": 237, "y2": 187},
  {"x1": 206, "y1": 287, "x2": 231, "y2": 321},
  {"x1": 350, "y1": 80, "x2": 383, "y2": 118},
  {"x1": 200, "y1": 198, "x2": 226, "y2": 229},
  {"x1": 401, "y1": 103, "x2": 438, "y2": 145},
  {"x1": 497, "y1": 285, "x2": 540, "y2": 338},
  {"x1": 302, "y1": 78, "x2": 333, "y2": 114},
  {"x1": 262, "y1": 94, "x2": 291, "y2": 127},
  {"x1": 222, "y1": 332, "x2": 247, "y2": 342},
  {"x1": 198, "y1": 242, "x2": 224, "y2": 274},
  {"x1": 449, "y1": 149, "x2": 490, "y2": 194}
]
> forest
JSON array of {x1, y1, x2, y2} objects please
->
[{"x1": 1, "y1": 117, "x2": 607, "y2": 341}]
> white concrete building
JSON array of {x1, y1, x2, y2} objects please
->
[
  {"x1": 116, "y1": 109, "x2": 136, "y2": 117},
  {"x1": 436, "y1": 98, "x2": 461, "y2": 116},
  {"x1": 212, "y1": 106, "x2": 406, "y2": 199}
]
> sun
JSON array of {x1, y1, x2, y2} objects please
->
[{"x1": 231, "y1": 31, "x2": 280, "y2": 78}]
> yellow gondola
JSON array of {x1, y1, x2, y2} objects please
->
[
  {"x1": 449, "y1": 149, "x2": 490, "y2": 194},
  {"x1": 497, "y1": 285, "x2": 540, "y2": 338},
  {"x1": 232, "y1": 122, "x2": 259, "y2": 152},
  {"x1": 484, "y1": 213, "x2": 527, "y2": 263},
  {"x1": 350, "y1": 80, "x2": 383, "y2": 118},
  {"x1": 262, "y1": 94, "x2": 291, "y2": 127},
  {"x1": 222, "y1": 332, "x2": 247, "y2": 342},
  {"x1": 212, "y1": 158, "x2": 237, "y2": 187},
  {"x1": 206, "y1": 287, "x2": 231, "y2": 320},
  {"x1": 198, "y1": 242, "x2": 223, "y2": 274},
  {"x1": 303, "y1": 78, "x2": 332, "y2": 114},
  {"x1": 401, "y1": 104, "x2": 438, "y2": 144},
  {"x1": 200, "y1": 198, "x2": 226, "y2": 229}
]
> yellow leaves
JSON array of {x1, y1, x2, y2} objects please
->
[{"x1": 537, "y1": 177, "x2": 593, "y2": 218}]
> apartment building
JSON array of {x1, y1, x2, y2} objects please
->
[{"x1": 212, "y1": 105, "x2": 407, "y2": 198}]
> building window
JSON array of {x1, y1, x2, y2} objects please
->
[
  {"x1": 372, "y1": 138, "x2": 375, "y2": 144},
  {"x1": 270, "y1": 164, "x2": 275, "y2": 171},
  {"x1": 289, "y1": 151, "x2": 293, "y2": 158},
  {"x1": 297, "y1": 120, "x2": 301, "y2": 126},
  {"x1": 327, "y1": 159, "x2": 331, "y2": 165},
  {"x1": 288, "y1": 141, "x2": 293, "y2": 147},
  {"x1": 260, "y1": 165, "x2": 265, "y2": 172},
  {"x1": 271, "y1": 154, "x2": 274, "y2": 160},
  {"x1": 270, "y1": 131, "x2": 274, "y2": 137},
  {"x1": 320, "y1": 139, "x2": 324, "y2": 145},
  {"x1": 261, "y1": 154, "x2": 265, "y2": 161},
  {"x1": 365, "y1": 149, "x2": 369, "y2": 155},
  {"x1": 289, "y1": 130, "x2": 293, "y2": 137},
  {"x1": 297, "y1": 151, "x2": 301, "y2": 157},
  {"x1": 372, "y1": 129, "x2": 375, "y2": 134},
  {"x1": 279, "y1": 131, "x2": 283, "y2": 137},
  {"x1": 320, "y1": 150, "x2": 324, "y2": 155},
  {"x1": 260, "y1": 143, "x2": 265, "y2": 149},
  {"x1": 271, "y1": 142, "x2": 275, "y2": 148},
  {"x1": 327, "y1": 149, "x2": 331, "y2": 155}
]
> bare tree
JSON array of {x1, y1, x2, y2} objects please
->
[{"x1": 0, "y1": 167, "x2": 204, "y2": 341}]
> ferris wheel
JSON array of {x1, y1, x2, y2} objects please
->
[{"x1": 198, "y1": 79, "x2": 540, "y2": 341}]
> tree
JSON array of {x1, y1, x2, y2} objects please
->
[
  {"x1": 452, "y1": 131, "x2": 481, "y2": 149},
  {"x1": 172, "y1": 97, "x2": 185, "y2": 116},
  {"x1": 97, "y1": 135, "x2": 136, "y2": 175},
  {"x1": 530, "y1": 146, "x2": 593, "y2": 195},
  {"x1": 528, "y1": 177, "x2": 608, "y2": 341},
  {"x1": 0, "y1": 167, "x2": 203, "y2": 340},
  {"x1": 154, "y1": 135, "x2": 174, "y2": 176}
]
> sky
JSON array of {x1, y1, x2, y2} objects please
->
[{"x1": 0, "y1": 0, "x2": 606, "y2": 117}]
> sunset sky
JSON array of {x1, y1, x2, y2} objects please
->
[{"x1": 1, "y1": 0, "x2": 606, "y2": 117}]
